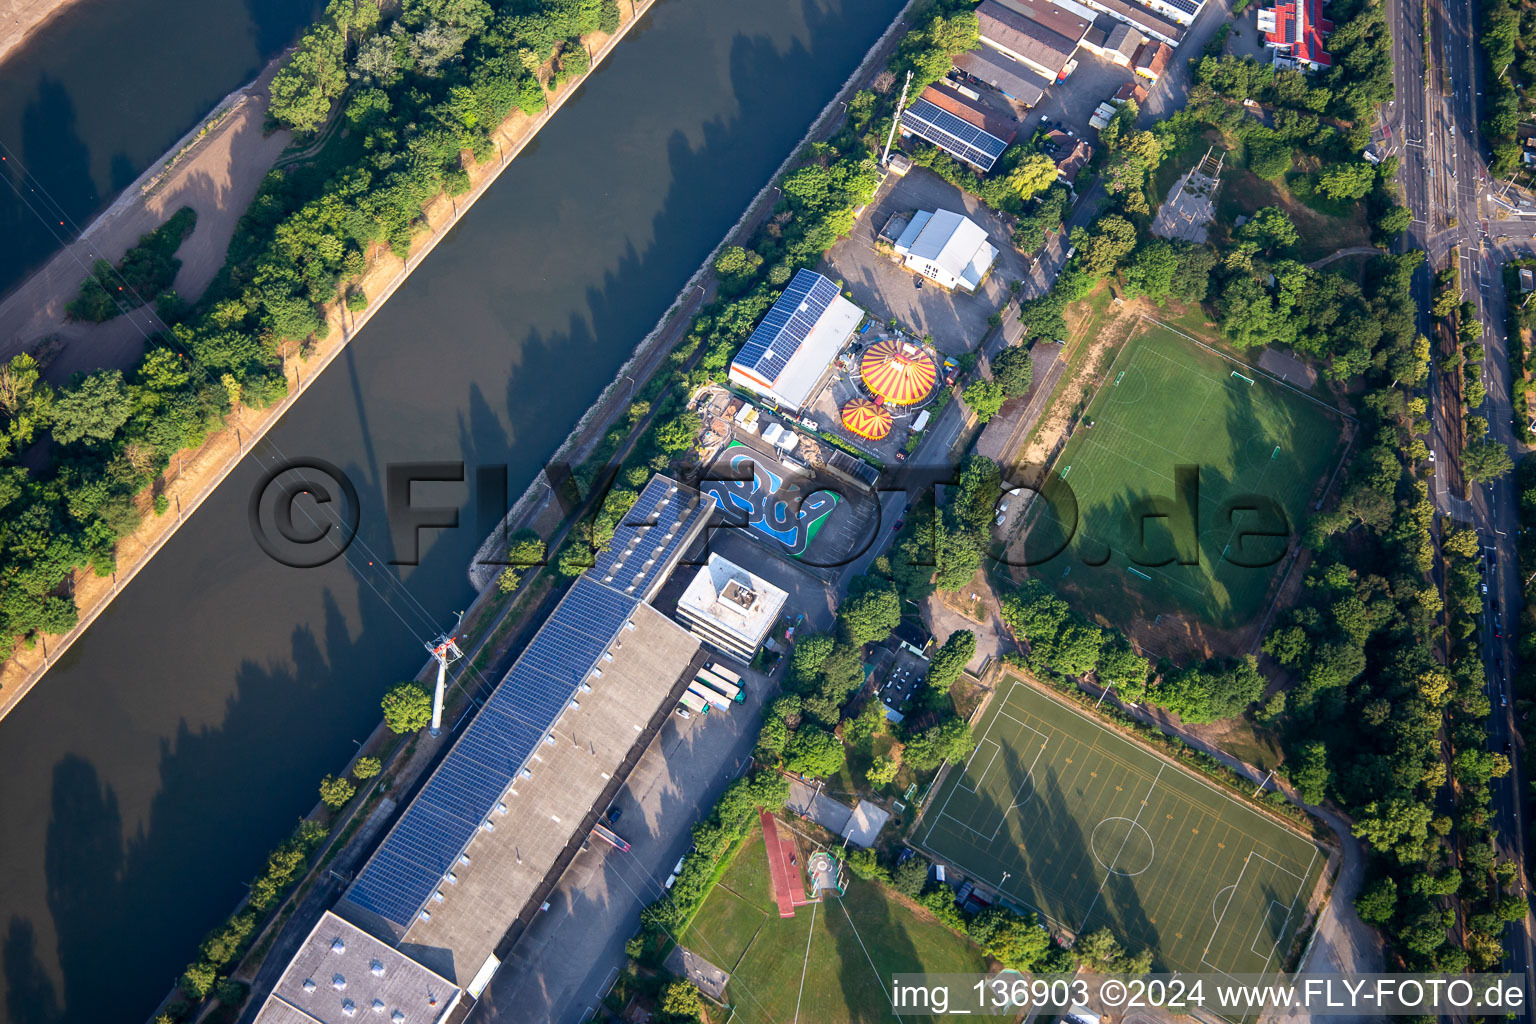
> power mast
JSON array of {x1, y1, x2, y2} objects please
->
[
  {"x1": 881, "y1": 70, "x2": 913, "y2": 167},
  {"x1": 426, "y1": 614, "x2": 465, "y2": 737}
]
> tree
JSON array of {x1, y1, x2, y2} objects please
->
[
  {"x1": 713, "y1": 245, "x2": 763, "y2": 294},
  {"x1": 1373, "y1": 203, "x2": 1412, "y2": 239},
  {"x1": 1006, "y1": 153, "x2": 1060, "y2": 201},
  {"x1": 990, "y1": 346, "x2": 1033, "y2": 396},
  {"x1": 867, "y1": 753, "x2": 900, "y2": 787},
  {"x1": 1234, "y1": 206, "x2": 1299, "y2": 254},
  {"x1": 659, "y1": 979, "x2": 703, "y2": 1023},
  {"x1": 269, "y1": 25, "x2": 348, "y2": 132},
  {"x1": 1151, "y1": 655, "x2": 1266, "y2": 724},
  {"x1": 1463, "y1": 437, "x2": 1513, "y2": 483},
  {"x1": 1073, "y1": 214, "x2": 1137, "y2": 277},
  {"x1": 653, "y1": 412, "x2": 700, "y2": 455},
  {"x1": 1074, "y1": 928, "x2": 1151, "y2": 973},
  {"x1": 904, "y1": 717, "x2": 975, "y2": 771},
  {"x1": 1289, "y1": 740, "x2": 1331, "y2": 804},
  {"x1": 970, "y1": 907, "x2": 1052, "y2": 970},
  {"x1": 962, "y1": 379, "x2": 1005, "y2": 423},
  {"x1": 755, "y1": 714, "x2": 787, "y2": 762},
  {"x1": 892, "y1": 852, "x2": 930, "y2": 896},
  {"x1": 351, "y1": 756, "x2": 381, "y2": 780},
  {"x1": 1315, "y1": 161, "x2": 1375, "y2": 201},
  {"x1": 847, "y1": 847, "x2": 888, "y2": 881},
  {"x1": 381, "y1": 681, "x2": 433, "y2": 733},
  {"x1": 926, "y1": 630, "x2": 976, "y2": 691},
  {"x1": 838, "y1": 581, "x2": 901, "y2": 645},
  {"x1": 783, "y1": 726, "x2": 846, "y2": 777},
  {"x1": 1354, "y1": 876, "x2": 1397, "y2": 925},
  {"x1": 51, "y1": 370, "x2": 131, "y2": 445},
  {"x1": 1095, "y1": 635, "x2": 1148, "y2": 697},
  {"x1": 318, "y1": 773, "x2": 356, "y2": 808}
]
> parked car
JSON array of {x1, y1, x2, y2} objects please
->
[{"x1": 606, "y1": 806, "x2": 622, "y2": 824}]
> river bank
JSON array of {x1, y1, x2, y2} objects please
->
[
  {"x1": 0, "y1": 0, "x2": 658, "y2": 724},
  {"x1": 0, "y1": 0, "x2": 85, "y2": 66}
]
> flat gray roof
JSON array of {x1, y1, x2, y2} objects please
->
[
  {"x1": 338, "y1": 602, "x2": 701, "y2": 983},
  {"x1": 953, "y1": 48, "x2": 1050, "y2": 106},
  {"x1": 253, "y1": 911, "x2": 460, "y2": 1024}
]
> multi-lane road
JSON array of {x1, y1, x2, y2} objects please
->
[{"x1": 1388, "y1": 0, "x2": 1535, "y2": 991}]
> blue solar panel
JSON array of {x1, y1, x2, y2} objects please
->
[
  {"x1": 732, "y1": 270, "x2": 841, "y2": 384},
  {"x1": 902, "y1": 100, "x2": 1010, "y2": 171},
  {"x1": 345, "y1": 575, "x2": 640, "y2": 929},
  {"x1": 590, "y1": 477, "x2": 710, "y2": 597}
]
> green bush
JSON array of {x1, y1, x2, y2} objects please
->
[{"x1": 381, "y1": 681, "x2": 432, "y2": 733}]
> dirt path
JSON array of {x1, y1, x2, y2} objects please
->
[
  {"x1": 1306, "y1": 245, "x2": 1383, "y2": 269},
  {"x1": 0, "y1": 55, "x2": 293, "y2": 381}
]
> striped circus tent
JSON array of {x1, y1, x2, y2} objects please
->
[
  {"x1": 840, "y1": 398, "x2": 893, "y2": 440},
  {"x1": 860, "y1": 339, "x2": 937, "y2": 407}
]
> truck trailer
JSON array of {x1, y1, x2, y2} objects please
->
[
  {"x1": 696, "y1": 672, "x2": 744, "y2": 704},
  {"x1": 678, "y1": 691, "x2": 711, "y2": 717},
  {"x1": 687, "y1": 680, "x2": 732, "y2": 712}
]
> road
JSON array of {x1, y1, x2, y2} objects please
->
[{"x1": 1389, "y1": 0, "x2": 1535, "y2": 992}]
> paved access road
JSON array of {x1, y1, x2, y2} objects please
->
[{"x1": 1389, "y1": 0, "x2": 1534, "y2": 995}]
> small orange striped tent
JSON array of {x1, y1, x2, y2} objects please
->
[
  {"x1": 841, "y1": 398, "x2": 893, "y2": 440},
  {"x1": 860, "y1": 339, "x2": 937, "y2": 406}
]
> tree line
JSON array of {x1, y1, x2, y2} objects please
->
[{"x1": 0, "y1": 0, "x2": 630, "y2": 664}]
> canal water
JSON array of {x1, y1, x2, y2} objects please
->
[
  {"x1": 0, "y1": 0, "x2": 904, "y2": 1020},
  {"x1": 0, "y1": 0, "x2": 321, "y2": 295}
]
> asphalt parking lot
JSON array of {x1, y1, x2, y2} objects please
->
[
  {"x1": 1016, "y1": 50, "x2": 1140, "y2": 141},
  {"x1": 820, "y1": 167, "x2": 1026, "y2": 353}
]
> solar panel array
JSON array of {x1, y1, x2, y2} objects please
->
[
  {"x1": 346, "y1": 575, "x2": 640, "y2": 928},
  {"x1": 732, "y1": 269, "x2": 841, "y2": 385},
  {"x1": 902, "y1": 99, "x2": 1010, "y2": 171},
  {"x1": 1163, "y1": 0, "x2": 1201, "y2": 17},
  {"x1": 592, "y1": 477, "x2": 710, "y2": 598}
]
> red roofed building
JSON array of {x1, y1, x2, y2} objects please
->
[
  {"x1": 917, "y1": 85, "x2": 1019, "y2": 144},
  {"x1": 1258, "y1": 0, "x2": 1333, "y2": 70},
  {"x1": 1132, "y1": 40, "x2": 1172, "y2": 80}
]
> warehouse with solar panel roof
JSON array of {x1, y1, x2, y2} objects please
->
[
  {"x1": 250, "y1": 476, "x2": 719, "y2": 1017},
  {"x1": 728, "y1": 268, "x2": 865, "y2": 412}
]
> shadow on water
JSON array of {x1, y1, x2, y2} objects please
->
[
  {"x1": 0, "y1": 0, "x2": 321, "y2": 294},
  {"x1": 2, "y1": 589, "x2": 387, "y2": 1023},
  {"x1": 0, "y1": 0, "x2": 904, "y2": 1020}
]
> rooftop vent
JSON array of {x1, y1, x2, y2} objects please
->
[
  {"x1": 342, "y1": 1000, "x2": 357, "y2": 1018},
  {"x1": 302, "y1": 979, "x2": 317, "y2": 994},
  {"x1": 419, "y1": 910, "x2": 431, "y2": 922},
  {"x1": 332, "y1": 974, "x2": 347, "y2": 990},
  {"x1": 370, "y1": 959, "x2": 385, "y2": 977},
  {"x1": 392, "y1": 1013, "x2": 406, "y2": 1023},
  {"x1": 372, "y1": 998, "x2": 386, "y2": 1013},
  {"x1": 330, "y1": 937, "x2": 347, "y2": 954},
  {"x1": 432, "y1": 890, "x2": 445, "y2": 903},
  {"x1": 459, "y1": 853, "x2": 471, "y2": 865}
]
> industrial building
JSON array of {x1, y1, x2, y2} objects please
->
[
  {"x1": 1080, "y1": 20, "x2": 1145, "y2": 66},
  {"x1": 674, "y1": 552, "x2": 788, "y2": 662},
  {"x1": 976, "y1": 0, "x2": 1083, "y2": 80},
  {"x1": 891, "y1": 209, "x2": 1000, "y2": 292},
  {"x1": 729, "y1": 269, "x2": 864, "y2": 412},
  {"x1": 1259, "y1": 0, "x2": 1333, "y2": 69},
  {"x1": 251, "y1": 476, "x2": 714, "y2": 1018},
  {"x1": 1133, "y1": 40, "x2": 1173, "y2": 80},
  {"x1": 253, "y1": 912, "x2": 461, "y2": 1024},
  {"x1": 899, "y1": 85, "x2": 1016, "y2": 173},
  {"x1": 953, "y1": 48, "x2": 1051, "y2": 107},
  {"x1": 1062, "y1": 0, "x2": 1186, "y2": 46}
]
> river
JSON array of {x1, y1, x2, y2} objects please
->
[
  {"x1": 0, "y1": 0, "x2": 321, "y2": 296},
  {"x1": 0, "y1": 0, "x2": 904, "y2": 1020}
]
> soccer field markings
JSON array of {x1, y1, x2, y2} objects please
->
[
  {"x1": 1076, "y1": 765, "x2": 1164, "y2": 933},
  {"x1": 922, "y1": 681, "x2": 1324, "y2": 975},
  {"x1": 937, "y1": 711, "x2": 1048, "y2": 843}
]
